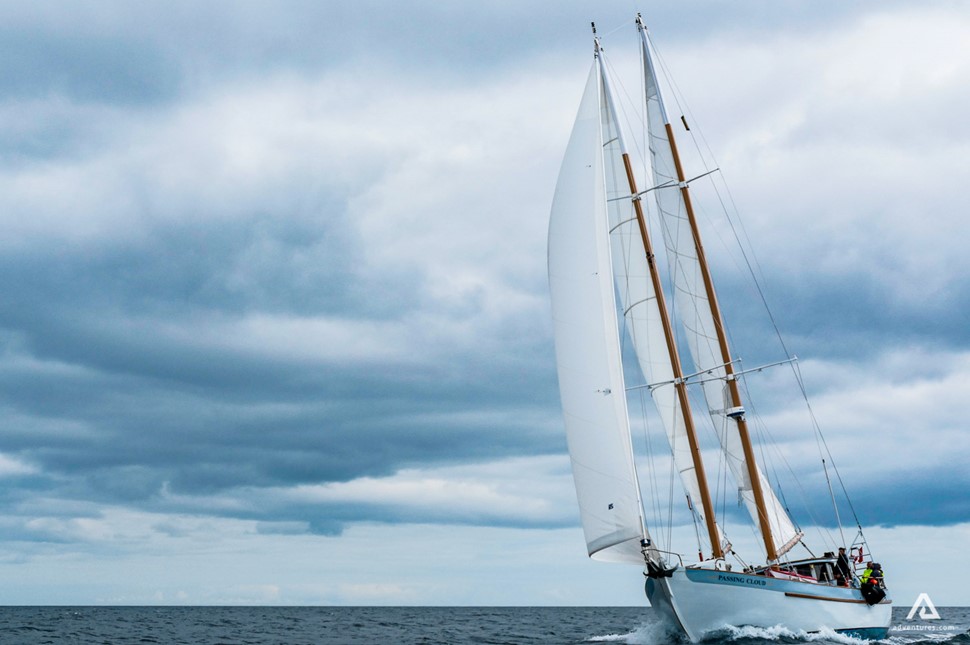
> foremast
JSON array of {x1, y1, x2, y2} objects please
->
[{"x1": 594, "y1": 34, "x2": 723, "y2": 560}]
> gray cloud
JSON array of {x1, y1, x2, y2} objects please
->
[{"x1": 0, "y1": 3, "x2": 966, "y2": 596}]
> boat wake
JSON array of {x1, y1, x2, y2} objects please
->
[
  {"x1": 710, "y1": 624, "x2": 869, "y2": 644},
  {"x1": 883, "y1": 632, "x2": 970, "y2": 645},
  {"x1": 706, "y1": 623, "x2": 969, "y2": 645},
  {"x1": 587, "y1": 620, "x2": 688, "y2": 643},
  {"x1": 587, "y1": 622, "x2": 969, "y2": 645}
]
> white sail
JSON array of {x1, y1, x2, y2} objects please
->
[
  {"x1": 638, "y1": 28, "x2": 802, "y2": 557},
  {"x1": 597, "y1": 57, "x2": 718, "y2": 553},
  {"x1": 548, "y1": 62, "x2": 646, "y2": 565}
]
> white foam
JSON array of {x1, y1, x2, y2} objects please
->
[
  {"x1": 719, "y1": 623, "x2": 870, "y2": 644},
  {"x1": 588, "y1": 620, "x2": 686, "y2": 644}
]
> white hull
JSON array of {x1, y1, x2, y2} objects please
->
[{"x1": 646, "y1": 568, "x2": 892, "y2": 642}]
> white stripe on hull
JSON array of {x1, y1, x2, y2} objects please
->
[{"x1": 645, "y1": 568, "x2": 892, "y2": 642}]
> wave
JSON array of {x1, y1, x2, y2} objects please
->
[
  {"x1": 704, "y1": 623, "x2": 968, "y2": 645},
  {"x1": 588, "y1": 620, "x2": 689, "y2": 643},
  {"x1": 705, "y1": 624, "x2": 868, "y2": 644}
]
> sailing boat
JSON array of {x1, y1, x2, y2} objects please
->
[{"x1": 548, "y1": 16, "x2": 891, "y2": 641}]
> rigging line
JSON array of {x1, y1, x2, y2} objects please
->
[
  {"x1": 649, "y1": 21, "x2": 865, "y2": 549},
  {"x1": 640, "y1": 388, "x2": 663, "y2": 549},
  {"x1": 793, "y1": 361, "x2": 863, "y2": 528},
  {"x1": 630, "y1": 354, "x2": 795, "y2": 395},
  {"x1": 648, "y1": 23, "x2": 776, "y2": 325},
  {"x1": 674, "y1": 134, "x2": 776, "y2": 356},
  {"x1": 600, "y1": 17, "x2": 635, "y2": 39},
  {"x1": 622, "y1": 297, "x2": 654, "y2": 318},
  {"x1": 661, "y1": 173, "x2": 759, "y2": 370},
  {"x1": 743, "y1": 388, "x2": 789, "y2": 519},
  {"x1": 736, "y1": 376, "x2": 783, "y2": 514},
  {"x1": 617, "y1": 284, "x2": 653, "y2": 542},
  {"x1": 635, "y1": 180, "x2": 679, "y2": 198},
  {"x1": 689, "y1": 151, "x2": 857, "y2": 550},
  {"x1": 677, "y1": 91, "x2": 773, "y2": 303},
  {"x1": 746, "y1": 394, "x2": 806, "y2": 550},
  {"x1": 740, "y1": 375, "x2": 837, "y2": 549},
  {"x1": 664, "y1": 396, "x2": 682, "y2": 555},
  {"x1": 823, "y1": 457, "x2": 847, "y2": 548},
  {"x1": 713, "y1": 413, "x2": 725, "y2": 541},
  {"x1": 658, "y1": 45, "x2": 860, "y2": 568},
  {"x1": 667, "y1": 437, "x2": 676, "y2": 554},
  {"x1": 677, "y1": 393, "x2": 707, "y2": 554},
  {"x1": 608, "y1": 214, "x2": 638, "y2": 230},
  {"x1": 648, "y1": 30, "x2": 780, "y2": 355},
  {"x1": 648, "y1": 114, "x2": 686, "y2": 557},
  {"x1": 601, "y1": 53, "x2": 649, "y2": 191},
  {"x1": 691, "y1": 495, "x2": 704, "y2": 559},
  {"x1": 614, "y1": 205, "x2": 667, "y2": 547},
  {"x1": 707, "y1": 390, "x2": 732, "y2": 553},
  {"x1": 687, "y1": 376, "x2": 726, "y2": 556},
  {"x1": 649, "y1": 35, "x2": 719, "y2": 181},
  {"x1": 608, "y1": 170, "x2": 718, "y2": 204},
  {"x1": 661, "y1": 208, "x2": 688, "y2": 556},
  {"x1": 791, "y1": 358, "x2": 857, "y2": 533},
  {"x1": 637, "y1": 25, "x2": 649, "y2": 202},
  {"x1": 638, "y1": 356, "x2": 798, "y2": 391},
  {"x1": 628, "y1": 366, "x2": 731, "y2": 393},
  {"x1": 644, "y1": 28, "x2": 808, "y2": 560},
  {"x1": 677, "y1": 118, "x2": 800, "y2": 429}
]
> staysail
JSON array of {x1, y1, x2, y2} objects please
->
[
  {"x1": 548, "y1": 62, "x2": 647, "y2": 564},
  {"x1": 597, "y1": 53, "x2": 720, "y2": 555},
  {"x1": 637, "y1": 23, "x2": 802, "y2": 558}
]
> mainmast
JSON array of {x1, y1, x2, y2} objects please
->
[
  {"x1": 636, "y1": 15, "x2": 779, "y2": 561},
  {"x1": 595, "y1": 32, "x2": 722, "y2": 560}
]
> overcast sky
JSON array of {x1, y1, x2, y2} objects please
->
[{"x1": 0, "y1": 0, "x2": 968, "y2": 609}]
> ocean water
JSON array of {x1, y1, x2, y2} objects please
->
[{"x1": 0, "y1": 606, "x2": 966, "y2": 644}]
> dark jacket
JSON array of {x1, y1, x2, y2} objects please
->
[{"x1": 836, "y1": 552, "x2": 852, "y2": 578}]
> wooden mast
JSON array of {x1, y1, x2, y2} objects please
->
[
  {"x1": 659, "y1": 106, "x2": 779, "y2": 562},
  {"x1": 636, "y1": 15, "x2": 780, "y2": 562},
  {"x1": 595, "y1": 41, "x2": 723, "y2": 560}
]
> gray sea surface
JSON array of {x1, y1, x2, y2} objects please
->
[{"x1": 0, "y1": 606, "x2": 966, "y2": 644}]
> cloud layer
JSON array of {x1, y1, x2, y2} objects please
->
[{"x1": 0, "y1": 1, "x2": 968, "y2": 604}]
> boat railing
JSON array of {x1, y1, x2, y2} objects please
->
[
  {"x1": 643, "y1": 548, "x2": 684, "y2": 568},
  {"x1": 682, "y1": 555, "x2": 735, "y2": 572}
]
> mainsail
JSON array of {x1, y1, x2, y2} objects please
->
[
  {"x1": 637, "y1": 24, "x2": 802, "y2": 557},
  {"x1": 548, "y1": 62, "x2": 647, "y2": 564}
]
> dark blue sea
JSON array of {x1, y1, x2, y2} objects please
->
[{"x1": 0, "y1": 606, "x2": 966, "y2": 644}]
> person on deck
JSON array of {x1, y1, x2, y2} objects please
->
[
  {"x1": 860, "y1": 561, "x2": 874, "y2": 584},
  {"x1": 818, "y1": 552, "x2": 834, "y2": 582},
  {"x1": 836, "y1": 547, "x2": 852, "y2": 586},
  {"x1": 860, "y1": 562, "x2": 886, "y2": 605},
  {"x1": 871, "y1": 563, "x2": 884, "y2": 584}
]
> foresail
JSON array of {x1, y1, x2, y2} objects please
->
[
  {"x1": 548, "y1": 62, "x2": 646, "y2": 565},
  {"x1": 599, "y1": 59, "x2": 719, "y2": 555},
  {"x1": 639, "y1": 29, "x2": 802, "y2": 557}
]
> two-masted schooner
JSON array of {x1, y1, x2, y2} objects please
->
[{"x1": 547, "y1": 16, "x2": 891, "y2": 641}]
